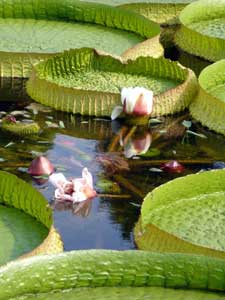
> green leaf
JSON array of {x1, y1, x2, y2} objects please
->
[
  {"x1": 2, "y1": 250, "x2": 225, "y2": 299},
  {"x1": 11, "y1": 287, "x2": 225, "y2": 300},
  {"x1": 175, "y1": 0, "x2": 225, "y2": 62},
  {"x1": 27, "y1": 48, "x2": 198, "y2": 117},
  {"x1": 80, "y1": 0, "x2": 195, "y2": 24},
  {"x1": 0, "y1": 171, "x2": 63, "y2": 265},
  {"x1": 0, "y1": 205, "x2": 48, "y2": 266},
  {"x1": 1, "y1": 121, "x2": 40, "y2": 136},
  {"x1": 190, "y1": 60, "x2": 225, "y2": 135},
  {"x1": 139, "y1": 169, "x2": 225, "y2": 254},
  {"x1": 0, "y1": 0, "x2": 160, "y2": 77}
]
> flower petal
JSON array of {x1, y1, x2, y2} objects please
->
[
  {"x1": 49, "y1": 173, "x2": 68, "y2": 189},
  {"x1": 72, "y1": 191, "x2": 87, "y2": 203},
  {"x1": 111, "y1": 106, "x2": 123, "y2": 120},
  {"x1": 82, "y1": 167, "x2": 93, "y2": 188}
]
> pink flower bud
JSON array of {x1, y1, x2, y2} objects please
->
[
  {"x1": 4, "y1": 115, "x2": 17, "y2": 123},
  {"x1": 28, "y1": 156, "x2": 55, "y2": 176},
  {"x1": 160, "y1": 160, "x2": 185, "y2": 173}
]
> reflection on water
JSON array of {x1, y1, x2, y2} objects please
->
[{"x1": 0, "y1": 74, "x2": 224, "y2": 251}]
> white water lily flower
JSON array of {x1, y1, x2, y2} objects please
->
[
  {"x1": 49, "y1": 168, "x2": 96, "y2": 203},
  {"x1": 111, "y1": 87, "x2": 153, "y2": 120}
]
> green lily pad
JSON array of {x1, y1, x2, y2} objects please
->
[
  {"x1": 190, "y1": 59, "x2": 225, "y2": 135},
  {"x1": 0, "y1": 171, "x2": 63, "y2": 265},
  {"x1": 138, "y1": 169, "x2": 225, "y2": 253},
  {"x1": 1, "y1": 120, "x2": 40, "y2": 136},
  {"x1": 13, "y1": 287, "x2": 225, "y2": 300},
  {"x1": 174, "y1": 0, "x2": 225, "y2": 62},
  {"x1": 0, "y1": 0, "x2": 160, "y2": 77},
  {"x1": 80, "y1": 0, "x2": 195, "y2": 24},
  {"x1": 0, "y1": 205, "x2": 47, "y2": 266},
  {"x1": 2, "y1": 250, "x2": 225, "y2": 299},
  {"x1": 26, "y1": 47, "x2": 198, "y2": 117}
]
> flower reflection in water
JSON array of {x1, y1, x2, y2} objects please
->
[{"x1": 51, "y1": 198, "x2": 92, "y2": 218}]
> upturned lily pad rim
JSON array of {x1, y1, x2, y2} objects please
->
[
  {"x1": 190, "y1": 59, "x2": 225, "y2": 135},
  {"x1": 135, "y1": 220, "x2": 225, "y2": 259},
  {"x1": 0, "y1": 0, "x2": 161, "y2": 77},
  {"x1": 80, "y1": 0, "x2": 195, "y2": 5},
  {"x1": 0, "y1": 171, "x2": 63, "y2": 264},
  {"x1": 2, "y1": 250, "x2": 225, "y2": 299},
  {"x1": 140, "y1": 169, "x2": 225, "y2": 251},
  {"x1": 175, "y1": 0, "x2": 225, "y2": 61},
  {"x1": 0, "y1": 0, "x2": 160, "y2": 39},
  {"x1": 26, "y1": 47, "x2": 198, "y2": 117}
]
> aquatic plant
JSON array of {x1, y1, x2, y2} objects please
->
[
  {"x1": 174, "y1": 0, "x2": 225, "y2": 62},
  {"x1": 0, "y1": 171, "x2": 63, "y2": 266},
  {"x1": 190, "y1": 59, "x2": 225, "y2": 135},
  {"x1": 26, "y1": 47, "x2": 198, "y2": 117},
  {"x1": 0, "y1": 0, "x2": 161, "y2": 77}
]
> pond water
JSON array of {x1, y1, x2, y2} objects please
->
[{"x1": 0, "y1": 49, "x2": 224, "y2": 252}]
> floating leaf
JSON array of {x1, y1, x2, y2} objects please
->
[
  {"x1": 0, "y1": 171, "x2": 63, "y2": 265},
  {"x1": 186, "y1": 130, "x2": 207, "y2": 139},
  {"x1": 59, "y1": 120, "x2": 65, "y2": 129},
  {"x1": 27, "y1": 48, "x2": 198, "y2": 117},
  {"x1": 4, "y1": 142, "x2": 15, "y2": 148},
  {"x1": 149, "y1": 118, "x2": 163, "y2": 125},
  {"x1": 149, "y1": 167, "x2": 163, "y2": 173},
  {"x1": 0, "y1": 0, "x2": 160, "y2": 78},
  {"x1": 80, "y1": 0, "x2": 195, "y2": 24},
  {"x1": 175, "y1": 0, "x2": 225, "y2": 61},
  {"x1": 0, "y1": 205, "x2": 48, "y2": 266},
  {"x1": 45, "y1": 121, "x2": 59, "y2": 128},
  {"x1": 138, "y1": 169, "x2": 225, "y2": 254},
  {"x1": 17, "y1": 167, "x2": 28, "y2": 173},
  {"x1": 182, "y1": 120, "x2": 192, "y2": 128},
  {"x1": 190, "y1": 60, "x2": 225, "y2": 135}
]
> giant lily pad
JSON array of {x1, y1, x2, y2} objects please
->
[
  {"x1": 136, "y1": 169, "x2": 225, "y2": 254},
  {"x1": 190, "y1": 60, "x2": 225, "y2": 135},
  {"x1": 174, "y1": 0, "x2": 225, "y2": 62},
  {"x1": 80, "y1": 0, "x2": 195, "y2": 24},
  {"x1": 2, "y1": 250, "x2": 225, "y2": 299},
  {"x1": 26, "y1": 47, "x2": 198, "y2": 117},
  {"x1": 0, "y1": 171, "x2": 63, "y2": 265},
  {"x1": 0, "y1": 0, "x2": 161, "y2": 77},
  {"x1": 7, "y1": 287, "x2": 225, "y2": 300}
]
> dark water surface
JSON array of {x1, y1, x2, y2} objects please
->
[{"x1": 0, "y1": 51, "x2": 224, "y2": 252}]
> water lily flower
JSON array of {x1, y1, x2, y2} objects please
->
[
  {"x1": 28, "y1": 156, "x2": 55, "y2": 176},
  {"x1": 160, "y1": 160, "x2": 185, "y2": 173},
  {"x1": 111, "y1": 87, "x2": 154, "y2": 120},
  {"x1": 49, "y1": 168, "x2": 96, "y2": 203},
  {"x1": 122, "y1": 132, "x2": 152, "y2": 158}
]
